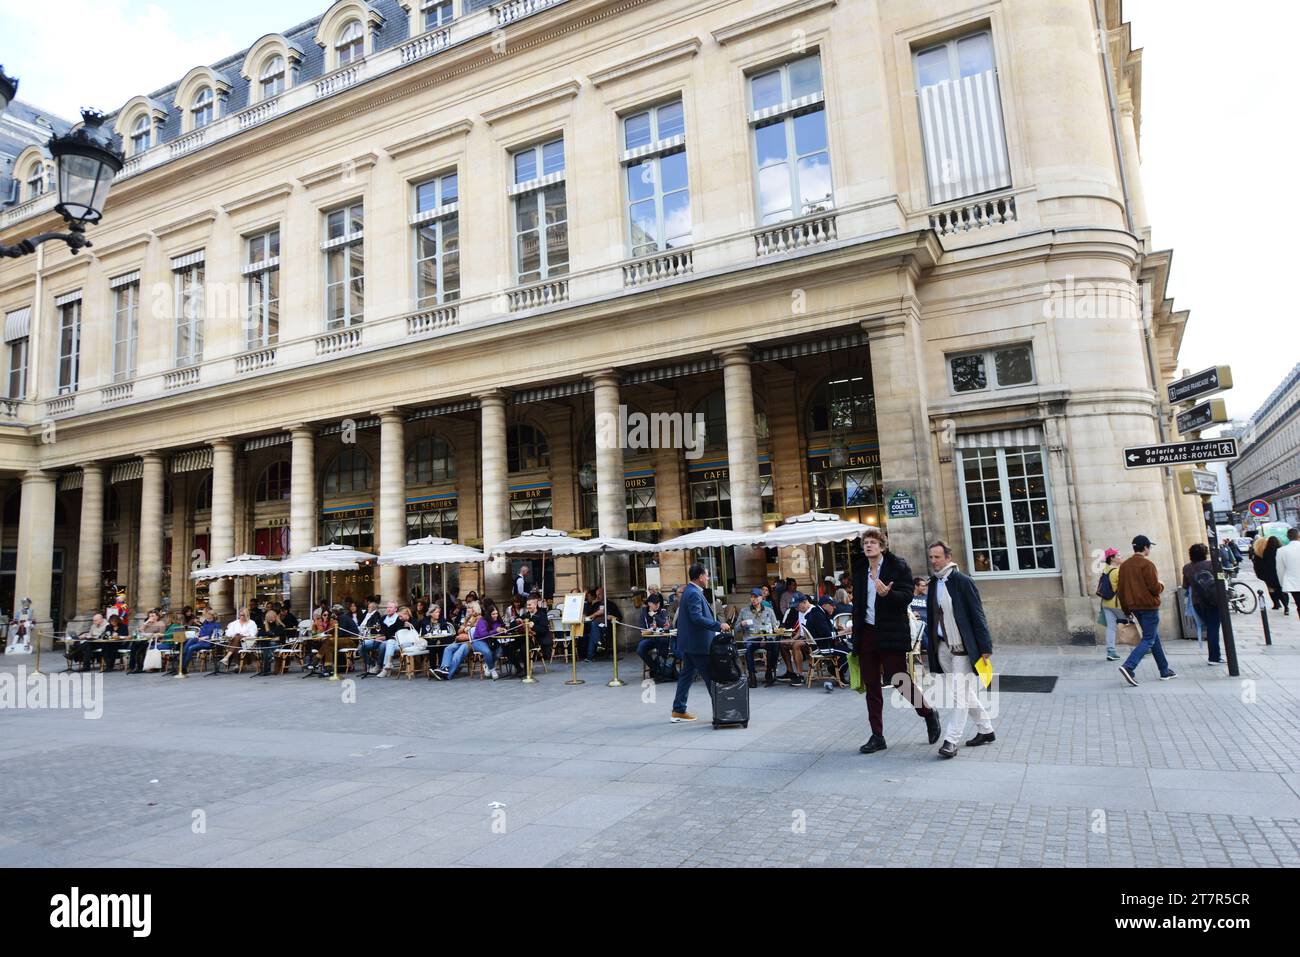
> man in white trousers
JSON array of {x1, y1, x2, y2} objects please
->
[{"x1": 924, "y1": 542, "x2": 995, "y2": 759}]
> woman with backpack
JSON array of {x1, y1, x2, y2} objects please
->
[
  {"x1": 1096, "y1": 548, "x2": 1125, "y2": 662},
  {"x1": 1182, "y1": 543, "x2": 1223, "y2": 665}
]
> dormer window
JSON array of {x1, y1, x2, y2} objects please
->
[
  {"x1": 336, "y1": 20, "x2": 365, "y2": 65},
  {"x1": 192, "y1": 86, "x2": 214, "y2": 129},
  {"x1": 423, "y1": 0, "x2": 453, "y2": 30},
  {"x1": 260, "y1": 56, "x2": 286, "y2": 98},
  {"x1": 25, "y1": 162, "x2": 46, "y2": 201},
  {"x1": 130, "y1": 115, "x2": 152, "y2": 156}
]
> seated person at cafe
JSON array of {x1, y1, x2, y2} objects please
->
[
  {"x1": 256, "y1": 608, "x2": 291, "y2": 674},
  {"x1": 815, "y1": 593, "x2": 852, "y2": 681},
  {"x1": 499, "y1": 596, "x2": 552, "y2": 674},
  {"x1": 218, "y1": 608, "x2": 259, "y2": 670},
  {"x1": 357, "y1": 601, "x2": 396, "y2": 674},
  {"x1": 635, "y1": 593, "x2": 672, "y2": 675},
  {"x1": 314, "y1": 608, "x2": 361, "y2": 676},
  {"x1": 97, "y1": 614, "x2": 131, "y2": 672},
  {"x1": 182, "y1": 609, "x2": 222, "y2": 671},
  {"x1": 737, "y1": 587, "x2": 781, "y2": 687},
  {"x1": 376, "y1": 604, "x2": 418, "y2": 677},
  {"x1": 279, "y1": 601, "x2": 299, "y2": 630},
  {"x1": 583, "y1": 587, "x2": 622, "y2": 662},
  {"x1": 126, "y1": 609, "x2": 167, "y2": 673},
  {"x1": 432, "y1": 607, "x2": 486, "y2": 680},
  {"x1": 70, "y1": 614, "x2": 109, "y2": 670}
]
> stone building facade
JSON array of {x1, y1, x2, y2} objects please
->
[{"x1": 0, "y1": 0, "x2": 1200, "y2": 641}]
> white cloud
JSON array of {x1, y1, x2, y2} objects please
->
[{"x1": 0, "y1": 1, "x2": 239, "y2": 119}]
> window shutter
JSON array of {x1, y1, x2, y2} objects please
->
[{"x1": 919, "y1": 68, "x2": 1011, "y2": 205}]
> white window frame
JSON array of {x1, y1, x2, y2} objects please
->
[
  {"x1": 955, "y1": 445, "x2": 1059, "y2": 578},
  {"x1": 747, "y1": 53, "x2": 834, "y2": 226},
  {"x1": 5, "y1": 337, "x2": 27, "y2": 400},
  {"x1": 130, "y1": 115, "x2": 152, "y2": 156},
  {"x1": 422, "y1": 0, "x2": 454, "y2": 31},
  {"x1": 509, "y1": 138, "x2": 568, "y2": 285},
  {"x1": 191, "y1": 86, "x2": 214, "y2": 129},
  {"x1": 412, "y1": 172, "x2": 460, "y2": 308},
  {"x1": 260, "y1": 55, "x2": 287, "y2": 99},
  {"x1": 25, "y1": 162, "x2": 46, "y2": 201},
  {"x1": 621, "y1": 99, "x2": 691, "y2": 258},
  {"x1": 173, "y1": 260, "x2": 205, "y2": 368},
  {"x1": 112, "y1": 281, "x2": 139, "y2": 382},
  {"x1": 57, "y1": 300, "x2": 81, "y2": 395},
  {"x1": 323, "y1": 203, "x2": 365, "y2": 329},
  {"x1": 244, "y1": 227, "x2": 281, "y2": 350},
  {"x1": 946, "y1": 343, "x2": 1036, "y2": 395},
  {"x1": 336, "y1": 20, "x2": 365, "y2": 66}
]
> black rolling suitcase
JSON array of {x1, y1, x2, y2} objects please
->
[{"x1": 711, "y1": 674, "x2": 750, "y2": 729}]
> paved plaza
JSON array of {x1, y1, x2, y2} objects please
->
[{"x1": 3, "y1": 589, "x2": 1299, "y2": 868}]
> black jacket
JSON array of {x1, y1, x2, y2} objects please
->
[
  {"x1": 925, "y1": 568, "x2": 993, "y2": 672},
  {"x1": 851, "y1": 546, "x2": 915, "y2": 653},
  {"x1": 802, "y1": 605, "x2": 834, "y2": 641}
]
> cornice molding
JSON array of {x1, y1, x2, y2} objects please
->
[
  {"x1": 385, "y1": 118, "x2": 474, "y2": 160},
  {"x1": 711, "y1": 0, "x2": 838, "y2": 45},
  {"x1": 589, "y1": 37, "x2": 702, "y2": 88},
  {"x1": 481, "y1": 79, "x2": 582, "y2": 126},
  {"x1": 221, "y1": 182, "x2": 295, "y2": 216},
  {"x1": 151, "y1": 208, "x2": 220, "y2": 242},
  {"x1": 298, "y1": 150, "x2": 381, "y2": 189},
  {"x1": 90, "y1": 232, "x2": 153, "y2": 262}
]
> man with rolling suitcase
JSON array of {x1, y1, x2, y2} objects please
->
[{"x1": 670, "y1": 563, "x2": 731, "y2": 723}]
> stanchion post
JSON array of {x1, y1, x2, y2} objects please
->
[
  {"x1": 522, "y1": 618, "x2": 538, "y2": 684},
  {"x1": 1258, "y1": 590, "x2": 1272, "y2": 646},
  {"x1": 607, "y1": 620, "x2": 625, "y2": 688},
  {"x1": 328, "y1": 619, "x2": 341, "y2": 682},
  {"x1": 31, "y1": 622, "x2": 42, "y2": 678},
  {"x1": 566, "y1": 623, "x2": 585, "y2": 685}
]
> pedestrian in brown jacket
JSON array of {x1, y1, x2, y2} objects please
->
[{"x1": 1117, "y1": 535, "x2": 1176, "y2": 686}]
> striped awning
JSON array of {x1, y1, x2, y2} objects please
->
[
  {"x1": 755, "y1": 332, "x2": 867, "y2": 363},
  {"x1": 170, "y1": 448, "x2": 213, "y2": 473},
  {"x1": 512, "y1": 381, "x2": 593, "y2": 404},
  {"x1": 170, "y1": 249, "x2": 205, "y2": 270},
  {"x1": 406, "y1": 399, "x2": 481, "y2": 422},
  {"x1": 318, "y1": 416, "x2": 379, "y2": 437},
  {"x1": 621, "y1": 358, "x2": 721, "y2": 386},
  {"x1": 955, "y1": 427, "x2": 1043, "y2": 450},
  {"x1": 109, "y1": 271, "x2": 140, "y2": 289},
  {"x1": 110, "y1": 460, "x2": 143, "y2": 484},
  {"x1": 918, "y1": 68, "x2": 1012, "y2": 206},
  {"x1": 53, "y1": 290, "x2": 82, "y2": 307},
  {"x1": 241, "y1": 256, "x2": 280, "y2": 276},
  {"x1": 242, "y1": 433, "x2": 291, "y2": 451},
  {"x1": 58, "y1": 471, "x2": 83, "y2": 492},
  {"x1": 3, "y1": 307, "x2": 31, "y2": 343}
]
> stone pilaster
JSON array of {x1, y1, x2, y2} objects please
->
[
  {"x1": 209, "y1": 439, "x2": 235, "y2": 617},
  {"x1": 377, "y1": 409, "x2": 407, "y2": 602},
  {"x1": 75, "y1": 463, "x2": 104, "y2": 621},
  {"x1": 717, "y1": 347, "x2": 765, "y2": 589},
  {"x1": 14, "y1": 470, "x2": 56, "y2": 637},
  {"x1": 591, "y1": 370, "x2": 630, "y2": 598},
  {"x1": 478, "y1": 390, "x2": 510, "y2": 597},
  {"x1": 289, "y1": 426, "x2": 316, "y2": 612},
  {"x1": 137, "y1": 452, "x2": 165, "y2": 611}
]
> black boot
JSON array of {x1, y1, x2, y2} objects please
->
[
  {"x1": 859, "y1": 733, "x2": 887, "y2": 754},
  {"x1": 925, "y1": 712, "x2": 942, "y2": 745}
]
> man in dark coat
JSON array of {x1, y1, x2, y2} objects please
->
[
  {"x1": 670, "y1": 563, "x2": 730, "y2": 722},
  {"x1": 851, "y1": 528, "x2": 940, "y2": 753},
  {"x1": 925, "y1": 541, "x2": 995, "y2": 758}
]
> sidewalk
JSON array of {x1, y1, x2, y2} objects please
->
[{"x1": 1, "y1": 587, "x2": 1297, "y2": 868}]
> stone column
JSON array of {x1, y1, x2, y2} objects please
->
[
  {"x1": 75, "y1": 463, "x2": 105, "y2": 621},
  {"x1": 169, "y1": 473, "x2": 190, "y2": 613},
  {"x1": 478, "y1": 390, "x2": 510, "y2": 597},
  {"x1": 209, "y1": 439, "x2": 236, "y2": 617},
  {"x1": 14, "y1": 470, "x2": 56, "y2": 637},
  {"x1": 863, "y1": 314, "x2": 934, "y2": 569},
  {"x1": 289, "y1": 426, "x2": 316, "y2": 613},
  {"x1": 137, "y1": 452, "x2": 165, "y2": 612},
  {"x1": 591, "y1": 370, "x2": 630, "y2": 598},
  {"x1": 717, "y1": 347, "x2": 766, "y2": 590},
  {"x1": 378, "y1": 409, "x2": 407, "y2": 602}
]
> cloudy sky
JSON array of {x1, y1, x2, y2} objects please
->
[{"x1": 2, "y1": 1, "x2": 1290, "y2": 422}]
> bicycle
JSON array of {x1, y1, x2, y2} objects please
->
[{"x1": 1224, "y1": 568, "x2": 1258, "y2": 615}]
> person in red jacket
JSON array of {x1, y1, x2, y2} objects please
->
[{"x1": 1117, "y1": 534, "x2": 1176, "y2": 685}]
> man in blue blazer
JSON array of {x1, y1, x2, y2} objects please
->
[{"x1": 671, "y1": 563, "x2": 731, "y2": 722}]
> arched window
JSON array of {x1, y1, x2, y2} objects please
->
[
  {"x1": 191, "y1": 86, "x2": 214, "y2": 129},
  {"x1": 256, "y1": 461, "x2": 292, "y2": 502},
  {"x1": 336, "y1": 20, "x2": 365, "y2": 65},
  {"x1": 323, "y1": 449, "x2": 371, "y2": 494},
  {"x1": 130, "y1": 115, "x2": 151, "y2": 156},
  {"x1": 194, "y1": 475, "x2": 212, "y2": 511},
  {"x1": 694, "y1": 390, "x2": 769, "y2": 449},
  {"x1": 507, "y1": 424, "x2": 549, "y2": 473},
  {"x1": 260, "y1": 55, "x2": 286, "y2": 98},
  {"x1": 25, "y1": 161, "x2": 46, "y2": 200},
  {"x1": 807, "y1": 370, "x2": 875, "y2": 435},
  {"x1": 405, "y1": 436, "x2": 455, "y2": 485}
]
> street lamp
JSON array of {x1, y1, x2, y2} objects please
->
[
  {"x1": 1, "y1": 109, "x2": 125, "y2": 259},
  {"x1": 0, "y1": 65, "x2": 16, "y2": 118},
  {"x1": 578, "y1": 461, "x2": 597, "y2": 491}
]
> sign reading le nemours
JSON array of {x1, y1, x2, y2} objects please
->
[{"x1": 1123, "y1": 439, "x2": 1238, "y2": 469}]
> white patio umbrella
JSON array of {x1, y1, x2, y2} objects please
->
[
  {"x1": 279, "y1": 544, "x2": 378, "y2": 682},
  {"x1": 190, "y1": 553, "x2": 283, "y2": 613},
  {"x1": 655, "y1": 526, "x2": 767, "y2": 599},
  {"x1": 761, "y1": 511, "x2": 877, "y2": 596},
  {"x1": 487, "y1": 527, "x2": 582, "y2": 601},
  {"x1": 551, "y1": 536, "x2": 659, "y2": 687},
  {"x1": 377, "y1": 536, "x2": 486, "y2": 621}
]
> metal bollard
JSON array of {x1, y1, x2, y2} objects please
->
[{"x1": 1258, "y1": 590, "x2": 1272, "y2": 646}]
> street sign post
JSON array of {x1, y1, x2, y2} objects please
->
[
  {"x1": 1203, "y1": 500, "x2": 1240, "y2": 677},
  {"x1": 1175, "y1": 398, "x2": 1228, "y2": 435},
  {"x1": 1167, "y1": 365, "x2": 1232, "y2": 405},
  {"x1": 1176, "y1": 468, "x2": 1218, "y2": 496},
  {"x1": 1123, "y1": 438, "x2": 1238, "y2": 469},
  {"x1": 1249, "y1": 499, "x2": 1270, "y2": 518}
]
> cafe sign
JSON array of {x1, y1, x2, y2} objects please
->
[
  {"x1": 887, "y1": 489, "x2": 919, "y2": 519},
  {"x1": 407, "y1": 495, "x2": 457, "y2": 513},
  {"x1": 811, "y1": 450, "x2": 881, "y2": 471}
]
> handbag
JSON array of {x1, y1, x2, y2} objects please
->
[
  {"x1": 1097, "y1": 606, "x2": 1108, "y2": 626},
  {"x1": 142, "y1": 639, "x2": 163, "y2": 672},
  {"x1": 1115, "y1": 621, "x2": 1140, "y2": 646},
  {"x1": 848, "y1": 653, "x2": 867, "y2": 694}
]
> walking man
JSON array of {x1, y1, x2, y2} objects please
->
[
  {"x1": 852, "y1": 528, "x2": 941, "y2": 753},
  {"x1": 926, "y1": 542, "x2": 995, "y2": 758},
  {"x1": 670, "y1": 563, "x2": 730, "y2": 723},
  {"x1": 1117, "y1": 534, "x2": 1176, "y2": 685}
]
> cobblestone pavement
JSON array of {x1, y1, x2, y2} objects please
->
[{"x1": 2, "y1": 581, "x2": 1298, "y2": 868}]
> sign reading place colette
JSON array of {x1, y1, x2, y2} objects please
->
[{"x1": 887, "y1": 490, "x2": 918, "y2": 518}]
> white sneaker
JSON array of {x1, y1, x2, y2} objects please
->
[{"x1": 490, "y1": 668, "x2": 500, "y2": 680}]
